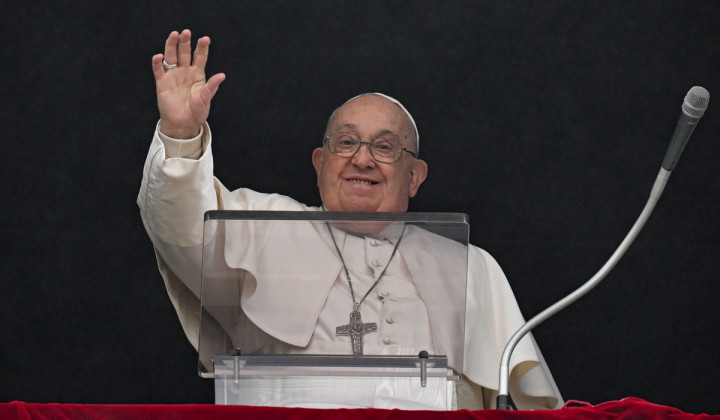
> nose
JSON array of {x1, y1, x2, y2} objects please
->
[{"x1": 351, "y1": 142, "x2": 377, "y2": 168}]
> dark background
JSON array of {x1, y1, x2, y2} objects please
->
[{"x1": 1, "y1": 0, "x2": 719, "y2": 414}]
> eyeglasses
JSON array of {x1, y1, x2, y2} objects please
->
[{"x1": 324, "y1": 132, "x2": 417, "y2": 163}]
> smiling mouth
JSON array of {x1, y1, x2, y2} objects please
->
[{"x1": 347, "y1": 178, "x2": 378, "y2": 185}]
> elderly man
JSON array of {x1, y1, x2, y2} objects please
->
[{"x1": 139, "y1": 29, "x2": 562, "y2": 410}]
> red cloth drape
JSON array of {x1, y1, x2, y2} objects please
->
[{"x1": 1, "y1": 398, "x2": 717, "y2": 420}]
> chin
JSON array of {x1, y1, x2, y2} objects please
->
[
  {"x1": 342, "y1": 204, "x2": 378, "y2": 213},
  {"x1": 346, "y1": 204, "x2": 408, "y2": 213},
  {"x1": 325, "y1": 197, "x2": 380, "y2": 213}
]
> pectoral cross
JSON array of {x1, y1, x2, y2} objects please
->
[{"x1": 336, "y1": 304, "x2": 377, "y2": 356}]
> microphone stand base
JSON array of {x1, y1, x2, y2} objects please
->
[{"x1": 497, "y1": 394, "x2": 517, "y2": 410}]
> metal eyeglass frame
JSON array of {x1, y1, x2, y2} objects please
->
[{"x1": 323, "y1": 134, "x2": 418, "y2": 163}]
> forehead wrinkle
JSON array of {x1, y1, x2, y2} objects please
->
[
  {"x1": 333, "y1": 103, "x2": 406, "y2": 135},
  {"x1": 333, "y1": 125, "x2": 399, "y2": 139},
  {"x1": 333, "y1": 123, "x2": 358, "y2": 132}
]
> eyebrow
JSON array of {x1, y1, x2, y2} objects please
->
[
  {"x1": 334, "y1": 124, "x2": 397, "y2": 137},
  {"x1": 334, "y1": 123, "x2": 358, "y2": 131}
]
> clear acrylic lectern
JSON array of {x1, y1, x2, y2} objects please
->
[{"x1": 199, "y1": 211, "x2": 469, "y2": 409}]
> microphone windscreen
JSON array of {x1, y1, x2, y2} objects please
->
[{"x1": 682, "y1": 86, "x2": 710, "y2": 118}]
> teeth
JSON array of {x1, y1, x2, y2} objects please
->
[{"x1": 350, "y1": 179, "x2": 373, "y2": 185}]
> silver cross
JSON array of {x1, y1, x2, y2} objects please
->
[{"x1": 336, "y1": 306, "x2": 377, "y2": 356}]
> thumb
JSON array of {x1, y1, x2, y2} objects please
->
[{"x1": 203, "y1": 73, "x2": 226, "y2": 102}]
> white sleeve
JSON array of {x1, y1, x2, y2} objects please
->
[
  {"x1": 156, "y1": 124, "x2": 205, "y2": 159},
  {"x1": 137, "y1": 122, "x2": 316, "y2": 350}
]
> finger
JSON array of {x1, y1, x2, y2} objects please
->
[
  {"x1": 203, "y1": 73, "x2": 226, "y2": 102},
  {"x1": 163, "y1": 31, "x2": 179, "y2": 65},
  {"x1": 151, "y1": 54, "x2": 166, "y2": 82},
  {"x1": 192, "y1": 36, "x2": 211, "y2": 70},
  {"x1": 177, "y1": 29, "x2": 192, "y2": 67}
]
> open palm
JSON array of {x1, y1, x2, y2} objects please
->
[{"x1": 152, "y1": 30, "x2": 225, "y2": 139}]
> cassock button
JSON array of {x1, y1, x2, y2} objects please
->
[
  {"x1": 372, "y1": 259, "x2": 382, "y2": 267},
  {"x1": 383, "y1": 336, "x2": 392, "y2": 344},
  {"x1": 386, "y1": 317, "x2": 394, "y2": 324},
  {"x1": 370, "y1": 239, "x2": 381, "y2": 247},
  {"x1": 381, "y1": 290, "x2": 389, "y2": 296}
]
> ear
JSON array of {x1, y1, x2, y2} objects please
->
[
  {"x1": 312, "y1": 147, "x2": 324, "y2": 178},
  {"x1": 408, "y1": 159, "x2": 428, "y2": 198}
]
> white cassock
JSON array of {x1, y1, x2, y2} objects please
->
[{"x1": 138, "y1": 123, "x2": 563, "y2": 410}]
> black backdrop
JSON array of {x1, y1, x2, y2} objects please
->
[{"x1": 1, "y1": 0, "x2": 719, "y2": 414}]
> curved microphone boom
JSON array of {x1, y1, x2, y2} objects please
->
[{"x1": 496, "y1": 86, "x2": 710, "y2": 410}]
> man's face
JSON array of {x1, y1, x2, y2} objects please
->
[{"x1": 312, "y1": 95, "x2": 428, "y2": 212}]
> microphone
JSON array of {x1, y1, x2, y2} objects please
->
[
  {"x1": 496, "y1": 86, "x2": 710, "y2": 410},
  {"x1": 662, "y1": 86, "x2": 710, "y2": 171}
]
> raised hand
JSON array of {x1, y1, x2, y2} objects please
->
[{"x1": 151, "y1": 29, "x2": 226, "y2": 139}]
